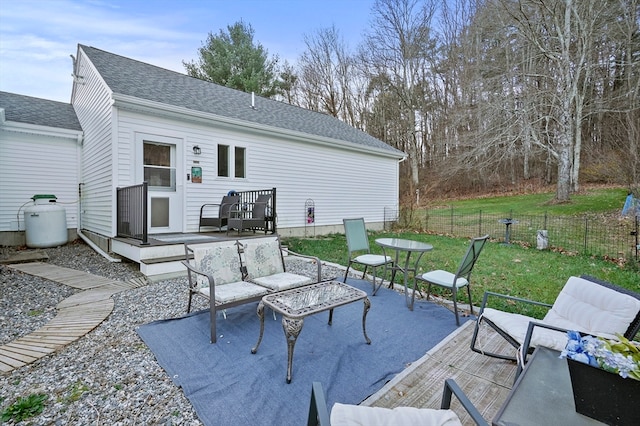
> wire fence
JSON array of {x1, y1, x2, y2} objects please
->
[{"x1": 384, "y1": 206, "x2": 639, "y2": 263}]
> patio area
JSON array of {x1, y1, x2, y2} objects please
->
[
  {"x1": 2, "y1": 246, "x2": 518, "y2": 424},
  {"x1": 363, "y1": 320, "x2": 517, "y2": 425}
]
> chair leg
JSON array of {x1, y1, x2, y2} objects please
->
[
  {"x1": 452, "y1": 287, "x2": 460, "y2": 326},
  {"x1": 343, "y1": 262, "x2": 352, "y2": 283},
  {"x1": 187, "y1": 291, "x2": 193, "y2": 313},
  {"x1": 371, "y1": 266, "x2": 381, "y2": 295},
  {"x1": 466, "y1": 285, "x2": 474, "y2": 316}
]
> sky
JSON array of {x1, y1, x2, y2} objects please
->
[{"x1": 0, "y1": 0, "x2": 375, "y2": 103}]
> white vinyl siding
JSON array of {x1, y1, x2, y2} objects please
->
[
  {"x1": 114, "y1": 109, "x2": 399, "y2": 233},
  {"x1": 72, "y1": 47, "x2": 116, "y2": 236},
  {"x1": 0, "y1": 130, "x2": 79, "y2": 232}
]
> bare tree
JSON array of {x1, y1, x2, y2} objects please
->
[{"x1": 359, "y1": 0, "x2": 438, "y2": 194}]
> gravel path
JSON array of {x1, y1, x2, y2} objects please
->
[{"x1": 0, "y1": 240, "x2": 348, "y2": 425}]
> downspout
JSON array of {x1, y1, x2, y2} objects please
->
[
  {"x1": 76, "y1": 228, "x2": 121, "y2": 263},
  {"x1": 77, "y1": 168, "x2": 121, "y2": 262}
]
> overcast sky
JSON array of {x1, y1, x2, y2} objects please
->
[{"x1": 0, "y1": 0, "x2": 375, "y2": 103}]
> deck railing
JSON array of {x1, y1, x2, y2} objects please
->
[{"x1": 116, "y1": 182, "x2": 148, "y2": 244}]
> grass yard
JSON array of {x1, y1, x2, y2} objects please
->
[{"x1": 282, "y1": 187, "x2": 639, "y2": 320}]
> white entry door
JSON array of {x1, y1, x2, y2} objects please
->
[{"x1": 137, "y1": 134, "x2": 183, "y2": 234}]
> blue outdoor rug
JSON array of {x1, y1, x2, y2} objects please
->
[{"x1": 137, "y1": 279, "x2": 468, "y2": 426}]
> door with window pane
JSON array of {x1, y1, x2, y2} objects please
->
[{"x1": 137, "y1": 135, "x2": 183, "y2": 233}]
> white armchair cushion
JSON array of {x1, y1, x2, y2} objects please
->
[
  {"x1": 481, "y1": 308, "x2": 569, "y2": 351},
  {"x1": 544, "y1": 276, "x2": 640, "y2": 340},
  {"x1": 481, "y1": 276, "x2": 640, "y2": 351},
  {"x1": 330, "y1": 403, "x2": 462, "y2": 426}
]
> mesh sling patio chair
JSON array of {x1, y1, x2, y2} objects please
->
[
  {"x1": 342, "y1": 218, "x2": 396, "y2": 295},
  {"x1": 198, "y1": 194, "x2": 240, "y2": 232},
  {"x1": 227, "y1": 194, "x2": 272, "y2": 235},
  {"x1": 415, "y1": 235, "x2": 489, "y2": 326},
  {"x1": 470, "y1": 274, "x2": 640, "y2": 372},
  {"x1": 307, "y1": 380, "x2": 488, "y2": 426}
]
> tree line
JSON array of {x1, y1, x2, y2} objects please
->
[{"x1": 184, "y1": 0, "x2": 640, "y2": 204}]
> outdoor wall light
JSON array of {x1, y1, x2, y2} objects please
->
[{"x1": 193, "y1": 145, "x2": 201, "y2": 155}]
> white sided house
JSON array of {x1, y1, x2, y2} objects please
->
[{"x1": 0, "y1": 44, "x2": 405, "y2": 277}]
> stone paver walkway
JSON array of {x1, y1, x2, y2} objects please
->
[{"x1": 1, "y1": 262, "x2": 146, "y2": 373}]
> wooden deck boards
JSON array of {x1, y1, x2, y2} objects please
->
[
  {"x1": 1, "y1": 263, "x2": 139, "y2": 373},
  {"x1": 363, "y1": 320, "x2": 517, "y2": 425}
]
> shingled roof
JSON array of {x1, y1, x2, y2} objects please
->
[
  {"x1": 79, "y1": 45, "x2": 404, "y2": 157},
  {"x1": 0, "y1": 91, "x2": 82, "y2": 131}
]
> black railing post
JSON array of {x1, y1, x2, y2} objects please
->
[{"x1": 141, "y1": 182, "x2": 148, "y2": 245}]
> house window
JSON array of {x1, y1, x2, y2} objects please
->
[
  {"x1": 144, "y1": 142, "x2": 175, "y2": 190},
  {"x1": 235, "y1": 147, "x2": 246, "y2": 178},
  {"x1": 218, "y1": 144, "x2": 246, "y2": 178},
  {"x1": 218, "y1": 144, "x2": 229, "y2": 177}
]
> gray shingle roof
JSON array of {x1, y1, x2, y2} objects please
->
[
  {"x1": 0, "y1": 91, "x2": 82, "y2": 131},
  {"x1": 80, "y1": 45, "x2": 404, "y2": 157}
]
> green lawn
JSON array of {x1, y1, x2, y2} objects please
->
[
  {"x1": 282, "y1": 187, "x2": 639, "y2": 317},
  {"x1": 430, "y1": 187, "x2": 629, "y2": 216}
]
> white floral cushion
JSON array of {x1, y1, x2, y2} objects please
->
[
  {"x1": 251, "y1": 272, "x2": 313, "y2": 291},
  {"x1": 242, "y1": 237, "x2": 285, "y2": 279},
  {"x1": 482, "y1": 276, "x2": 640, "y2": 351},
  {"x1": 193, "y1": 241, "x2": 243, "y2": 290},
  {"x1": 199, "y1": 281, "x2": 268, "y2": 304},
  {"x1": 330, "y1": 403, "x2": 462, "y2": 426}
]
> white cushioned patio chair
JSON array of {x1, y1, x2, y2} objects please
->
[
  {"x1": 182, "y1": 240, "x2": 269, "y2": 343},
  {"x1": 342, "y1": 218, "x2": 396, "y2": 295},
  {"x1": 415, "y1": 235, "x2": 489, "y2": 326},
  {"x1": 239, "y1": 235, "x2": 322, "y2": 292},
  {"x1": 307, "y1": 380, "x2": 488, "y2": 426},
  {"x1": 470, "y1": 274, "x2": 640, "y2": 371}
]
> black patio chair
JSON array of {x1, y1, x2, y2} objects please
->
[{"x1": 198, "y1": 194, "x2": 240, "y2": 232}]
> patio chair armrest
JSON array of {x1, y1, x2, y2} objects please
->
[
  {"x1": 181, "y1": 259, "x2": 214, "y2": 289},
  {"x1": 283, "y1": 248, "x2": 323, "y2": 282},
  {"x1": 200, "y1": 203, "x2": 222, "y2": 213},
  {"x1": 441, "y1": 379, "x2": 489, "y2": 426},
  {"x1": 307, "y1": 382, "x2": 330, "y2": 426},
  {"x1": 516, "y1": 321, "x2": 572, "y2": 377},
  {"x1": 479, "y1": 291, "x2": 553, "y2": 315}
]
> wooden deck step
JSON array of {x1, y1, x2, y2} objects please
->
[{"x1": 1, "y1": 262, "x2": 145, "y2": 374}]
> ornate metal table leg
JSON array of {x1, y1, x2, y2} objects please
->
[
  {"x1": 282, "y1": 316, "x2": 303, "y2": 383},
  {"x1": 251, "y1": 301, "x2": 265, "y2": 354},
  {"x1": 362, "y1": 297, "x2": 371, "y2": 344}
]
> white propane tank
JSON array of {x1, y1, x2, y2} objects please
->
[{"x1": 24, "y1": 195, "x2": 68, "y2": 248}]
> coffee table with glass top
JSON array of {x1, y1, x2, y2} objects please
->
[{"x1": 251, "y1": 280, "x2": 371, "y2": 383}]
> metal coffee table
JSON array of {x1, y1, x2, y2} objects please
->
[{"x1": 251, "y1": 281, "x2": 371, "y2": 383}]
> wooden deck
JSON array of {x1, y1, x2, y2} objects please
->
[
  {"x1": 0, "y1": 262, "x2": 146, "y2": 373},
  {"x1": 363, "y1": 320, "x2": 518, "y2": 425}
]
